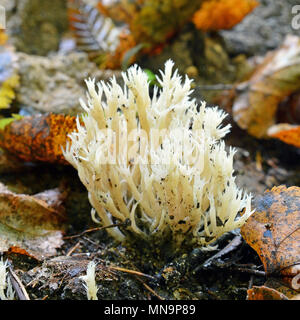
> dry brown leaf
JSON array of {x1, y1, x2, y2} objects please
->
[
  {"x1": 241, "y1": 186, "x2": 300, "y2": 297},
  {"x1": 0, "y1": 184, "x2": 67, "y2": 259},
  {"x1": 247, "y1": 285, "x2": 289, "y2": 300},
  {"x1": 0, "y1": 113, "x2": 77, "y2": 164},
  {"x1": 232, "y1": 35, "x2": 300, "y2": 138},
  {"x1": 0, "y1": 184, "x2": 66, "y2": 234},
  {"x1": 247, "y1": 276, "x2": 300, "y2": 300}
]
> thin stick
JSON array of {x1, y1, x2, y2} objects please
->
[
  {"x1": 232, "y1": 267, "x2": 266, "y2": 277},
  {"x1": 66, "y1": 241, "x2": 81, "y2": 256},
  {"x1": 108, "y1": 265, "x2": 155, "y2": 281},
  {"x1": 194, "y1": 235, "x2": 243, "y2": 273},
  {"x1": 110, "y1": 249, "x2": 163, "y2": 299},
  {"x1": 8, "y1": 266, "x2": 30, "y2": 300},
  {"x1": 135, "y1": 277, "x2": 164, "y2": 300},
  {"x1": 63, "y1": 222, "x2": 128, "y2": 240}
]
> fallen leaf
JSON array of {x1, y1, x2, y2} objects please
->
[
  {"x1": 6, "y1": 246, "x2": 38, "y2": 261},
  {"x1": 232, "y1": 35, "x2": 300, "y2": 138},
  {"x1": 0, "y1": 184, "x2": 66, "y2": 234},
  {"x1": 192, "y1": 0, "x2": 258, "y2": 31},
  {"x1": 247, "y1": 285, "x2": 289, "y2": 300},
  {"x1": 0, "y1": 113, "x2": 78, "y2": 165},
  {"x1": 0, "y1": 184, "x2": 67, "y2": 259},
  {"x1": 241, "y1": 186, "x2": 300, "y2": 296},
  {"x1": 264, "y1": 278, "x2": 300, "y2": 299},
  {"x1": 3, "y1": 246, "x2": 40, "y2": 269},
  {"x1": 267, "y1": 123, "x2": 300, "y2": 148}
]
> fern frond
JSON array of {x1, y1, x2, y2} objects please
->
[{"x1": 68, "y1": 0, "x2": 120, "y2": 55}]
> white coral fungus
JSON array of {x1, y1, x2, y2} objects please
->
[
  {"x1": 80, "y1": 261, "x2": 98, "y2": 300},
  {"x1": 64, "y1": 60, "x2": 254, "y2": 246}
]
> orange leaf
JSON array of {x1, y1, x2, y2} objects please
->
[
  {"x1": 267, "y1": 124, "x2": 300, "y2": 148},
  {"x1": 192, "y1": 0, "x2": 258, "y2": 31},
  {"x1": 247, "y1": 286, "x2": 289, "y2": 300},
  {"x1": 0, "y1": 113, "x2": 78, "y2": 164},
  {"x1": 241, "y1": 186, "x2": 300, "y2": 283},
  {"x1": 5, "y1": 246, "x2": 40, "y2": 262}
]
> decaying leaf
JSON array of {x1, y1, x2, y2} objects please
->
[
  {"x1": 247, "y1": 285, "x2": 289, "y2": 300},
  {"x1": 247, "y1": 275, "x2": 300, "y2": 300},
  {"x1": 5, "y1": 246, "x2": 39, "y2": 262},
  {"x1": 192, "y1": 0, "x2": 258, "y2": 31},
  {"x1": 0, "y1": 184, "x2": 67, "y2": 259},
  {"x1": 0, "y1": 113, "x2": 78, "y2": 165},
  {"x1": 0, "y1": 184, "x2": 66, "y2": 235},
  {"x1": 241, "y1": 186, "x2": 300, "y2": 296},
  {"x1": 232, "y1": 35, "x2": 300, "y2": 138},
  {"x1": 267, "y1": 123, "x2": 300, "y2": 148}
]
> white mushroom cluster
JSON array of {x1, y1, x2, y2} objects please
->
[{"x1": 64, "y1": 60, "x2": 253, "y2": 247}]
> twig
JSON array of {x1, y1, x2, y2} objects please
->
[
  {"x1": 82, "y1": 236, "x2": 99, "y2": 246},
  {"x1": 110, "y1": 248, "x2": 162, "y2": 299},
  {"x1": 194, "y1": 235, "x2": 243, "y2": 273},
  {"x1": 63, "y1": 221, "x2": 129, "y2": 240},
  {"x1": 66, "y1": 241, "x2": 81, "y2": 256},
  {"x1": 8, "y1": 266, "x2": 30, "y2": 300},
  {"x1": 108, "y1": 265, "x2": 155, "y2": 281},
  {"x1": 231, "y1": 267, "x2": 266, "y2": 277},
  {"x1": 135, "y1": 276, "x2": 164, "y2": 300}
]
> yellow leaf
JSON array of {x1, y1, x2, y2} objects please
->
[
  {"x1": 0, "y1": 75, "x2": 19, "y2": 109},
  {"x1": 0, "y1": 31, "x2": 8, "y2": 45}
]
